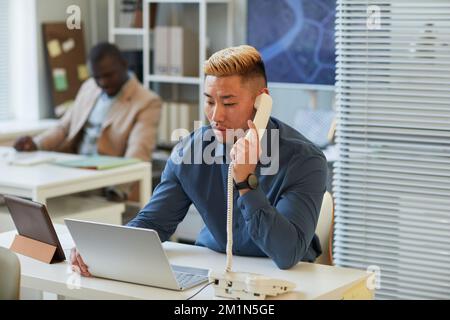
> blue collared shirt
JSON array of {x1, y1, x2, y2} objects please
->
[
  {"x1": 77, "y1": 92, "x2": 117, "y2": 156},
  {"x1": 77, "y1": 72, "x2": 132, "y2": 155},
  {"x1": 127, "y1": 117, "x2": 327, "y2": 269}
]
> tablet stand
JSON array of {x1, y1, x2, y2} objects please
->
[{"x1": 10, "y1": 234, "x2": 59, "y2": 264}]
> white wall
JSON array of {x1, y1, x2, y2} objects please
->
[
  {"x1": 35, "y1": 0, "x2": 335, "y2": 128},
  {"x1": 35, "y1": 0, "x2": 93, "y2": 118}
]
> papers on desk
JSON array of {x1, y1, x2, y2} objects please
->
[
  {"x1": 0, "y1": 148, "x2": 141, "y2": 170},
  {"x1": 54, "y1": 155, "x2": 141, "y2": 170},
  {"x1": 0, "y1": 150, "x2": 56, "y2": 166}
]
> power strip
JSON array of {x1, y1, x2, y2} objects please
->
[{"x1": 209, "y1": 270, "x2": 296, "y2": 300}]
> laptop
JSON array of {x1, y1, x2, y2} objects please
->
[{"x1": 64, "y1": 219, "x2": 209, "y2": 291}]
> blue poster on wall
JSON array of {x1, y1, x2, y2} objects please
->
[{"x1": 247, "y1": 0, "x2": 336, "y2": 85}]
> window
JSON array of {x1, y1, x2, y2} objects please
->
[
  {"x1": 0, "y1": 0, "x2": 11, "y2": 121},
  {"x1": 334, "y1": 0, "x2": 450, "y2": 299},
  {"x1": 3, "y1": 0, "x2": 39, "y2": 122}
]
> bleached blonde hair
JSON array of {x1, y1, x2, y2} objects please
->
[{"x1": 204, "y1": 45, "x2": 267, "y2": 85}]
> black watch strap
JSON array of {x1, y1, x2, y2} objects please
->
[
  {"x1": 234, "y1": 174, "x2": 258, "y2": 190},
  {"x1": 234, "y1": 180, "x2": 250, "y2": 190}
]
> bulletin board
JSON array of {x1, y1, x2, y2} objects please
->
[{"x1": 42, "y1": 22, "x2": 89, "y2": 117}]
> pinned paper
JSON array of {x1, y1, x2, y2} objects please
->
[
  {"x1": 77, "y1": 64, "x2": 89, "y2": 81},
  {"x1": 53, "y1": 68, "x2": 68, "y2": 92},
  {"x1": 62, "y1": 38, "x2": 75, "y2": 53},
  {"x1": 47, "y1": 39, "x2": 62, "y2": 58}
]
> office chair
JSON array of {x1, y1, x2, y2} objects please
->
[
  {"x1": 0, "y1": 204, "x2": 17, "y2": 233},
  {"x1": 315, "y1": 191, "x2": 334, "y2": 265},
  {"x1": 0, "y1": 247, "x2": 21, "y2": 300}
]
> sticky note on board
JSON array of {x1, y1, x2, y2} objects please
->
[
  {"x1": 47, "y1": 39, "x2": 62, "y2": 58},
  {"x1": 77, "y1": 64, "x2": 89, "y2": 81},
  {"x1": 62, "y1": 38, "x2": 75, "y2": 53},
  {"x1": 53, "y1": 68, "x2": 68, "y2": 92}
]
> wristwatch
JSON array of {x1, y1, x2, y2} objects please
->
[{"x1": 234, "y1": 173, "x2": 259, "y2": 191}]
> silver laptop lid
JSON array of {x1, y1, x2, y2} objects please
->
[{"x1": 65, "y1": 219, "x2": 181, "y2": 290}]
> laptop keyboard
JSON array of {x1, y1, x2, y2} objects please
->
[
  {"x1": 174, "y1": 271, "x2": 208, "y2": 289},
  {"x1": 171, "y1": 265, "x2": 209, "y2": 289}
]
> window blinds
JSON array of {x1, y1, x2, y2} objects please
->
[
  {"x1": 0, "y1": 0, "x2": 11, "y2": 121},
  {"x1": 333, "y1": 0, "x2": 450, "y2": 299}
]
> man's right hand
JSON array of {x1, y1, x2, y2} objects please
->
[
  {"x1": 14, "y1": 136, "x2": 38, "y2": 152},
  {"x1": 70, "y1": 247, "x2": 92, "y2": 277}
]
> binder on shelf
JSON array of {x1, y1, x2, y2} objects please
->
[
  {"x1": 171, "y1": 26, "x2": 198, "y2": 77},
  {"x1": 191, "y1": 102, "x2": 199, "y2": 131},
  {"x1": 178, "y1": 102, "x2": 188, "y2": 131},
  {"x1": 169, "y1": 27, "x2": 183, "y2": 76},
  {"x1": 179, "y1": 102, "x2": 194, "y2": 132},
  {"x1": 153, "y1": 26, "x2": 199, "y2": 77},
  {"x1": 169, "y1": 102, "x2": 179, "y2": 140},
  {"x1": 158, "y1": 101, "x2": 199, "y2": 144},
  {"x1": 158, "y1": 102, "x2": 170, "y2": 143},
  {"x1": 154, "y1": 26, "x2": 170, "y2": 75}
]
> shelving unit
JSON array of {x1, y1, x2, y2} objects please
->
[
  {"x1": 147, "y1": 74, "x2": 201, "y2": 85},
  {"x1": 108, "y1": 0, "x2": 234, "y2": 135},
  {"x1": 110, "y1": 28, "x2": 145, "y2": 36}
]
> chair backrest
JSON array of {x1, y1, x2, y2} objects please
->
[
  {"x1": 315, "y1": 191, "x2": 334, "y2": 265},
  {"x1": 0, "y1": 247, "x2": 21, "y2": 300},
  {"x1": 0, "y1": 205, "x2": 16, "y2": 233}
]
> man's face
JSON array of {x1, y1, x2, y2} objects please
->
[
  {"x1": 204, "y1": 75, "x2": 258, "y2": 144},
  {"x1": 90, "y1": 55, "x2": 128, "y2": 97}
]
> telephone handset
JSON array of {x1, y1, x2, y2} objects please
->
[
  {"x1": 209, "y1": 93, "x2": 295, "y2": 299},
  {"x1": 225, "y1": 92, "x2": 272, "y2": 272},
  {"x1": 249, "y1": 93, "x2": 273, "y2": 143}
]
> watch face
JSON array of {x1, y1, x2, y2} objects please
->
[{"x1": 248, "y1": 174, "x2": 258, "y2": 189}]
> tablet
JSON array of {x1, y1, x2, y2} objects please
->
[{"x1": 4, "y1": 195, "x2": 66, "y2": 262}]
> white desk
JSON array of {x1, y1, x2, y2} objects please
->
[
  {"x1": 0, "y1": 225, "x2": 374, "y2": 300},
  {"x1": 0, "y1": 147, "x2": 151, "y2": 208}
]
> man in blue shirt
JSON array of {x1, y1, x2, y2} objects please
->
[{"x1": 71, "y1": 45, "x2": 327, "y2": 274}]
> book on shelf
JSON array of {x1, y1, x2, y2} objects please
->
[{"x1": 54, "y1": 155, "x2": 141, "y2": 170}]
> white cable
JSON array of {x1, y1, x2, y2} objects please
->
[{"x1": 225, "y1": 162, "x2": 234, "y2": 273}]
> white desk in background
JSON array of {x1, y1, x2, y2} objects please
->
[
  {"x1": 0, "y1": 147, "x2": 151, "y2": 208},
  {"x1": 0, "y1": 225, "x2": 374, "y2": 300}
]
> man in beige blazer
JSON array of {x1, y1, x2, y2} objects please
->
[{"x1": 14, "y1": 43, "x2": 161, "y2": 200}]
